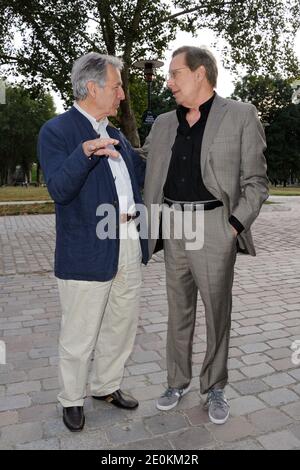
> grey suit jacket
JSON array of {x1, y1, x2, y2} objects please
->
[{"x1": 142, "y1": 94, "x2": 269, "y2": 258}]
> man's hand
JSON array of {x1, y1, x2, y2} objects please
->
[
  {"x1": 231, "y1": 226, "x2": 238, "y2": 237},
  {"x1": 82, "y1": 137, "x2": 120, "y2": 158}
]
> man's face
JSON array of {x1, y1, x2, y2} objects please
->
[
  {"x1": 94, "y1": 64, "x2": 125, "y2": 117},
  {"x1": 167, "y1": 53, "x2": 202, "y2": 108}
]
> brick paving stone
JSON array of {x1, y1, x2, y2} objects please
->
[
  {"x1": 206, "y1": 416, "x2": 257, "y2": 442},
  {"x1": 131, "y1": 384, "x2": 165, "y2": 401},
  {"x1": 127, "y1": 362, "x2": 161, "y2": 375},
  {"x1": 282, "y1": 402, "x2": 300, "y2": 420},
  {"x1": 266, "y1": 348, "x2": 292, "y2": 360},
  {"x1": 183, "y1": 405, "x2": 210, "y2": 426},
  {"x1": 0, "y1": 395, "x2": 31, "y2": 412},
  {"x1": 144, "y1": 413, "x2": 189, "y2": 435},
  {"x1": 28, "y1": 366, "x2": 58, "y2": 380},
  {"x1": 131, "y1": 350, "x2": 162, "y2": 363},
  {"x1": 115, "y1": 437, "x2": 173, "y2": 450},
  {"x1": 0, "y1": 411, "x2": 18, "y2": 427},
  {"x1": 221, "y1": 438, "x2": 263, "y2": 450},
  {"x1": 6, "y1": 381, "x2": 41, "y2": 395},
  {"x1": 258, "y1": 388, "x2": 299, "y2": 406},
  {"x1": 168, "y1": 426, "x2": 215, "y2": 450},
  {"x1": 288, "y1": 423, "x2": 300, "y2": 440},
  {"x1": 240, "y1": 363, "x2": 275, "y2": 378},
  {"x1": 232, "y1": 379, "x2": 270, "y2": 395},
  {"x1": 106, "y1": 421, "x2": 151, "y2": 445},
  {"x1": 248, "y1": 408, "x2": 293, "y2": 432},
  {"x1": 262, "y1": 372, "x2": 296, "y2": 388},
  {"x1": 257, "y1": 430, "x2": 300, "y2": 450},
  {"x1": 229, "y1": 396, "x2": 266, "y2": 416},
  {"x1": 16, "y1": 438, "x2": 60, "y2": 450},
  {"x1": 19, "y1": 404, "x2": 58, "y2": 423},
  {"x1": 241, "y1": 353, "x2": 270, "y2": 365},
  {"x1": 291, "y1": 384, "x2": 300, "y2": 395},
  {"x1": 0, "y1": 422, "x2": 43, "y2": 446},
  {"x1": 60, "y1": 430, "x2": 108, "y2": 450},
  {"x1": 239, "y1": 343, "x2": 271, "y2": 354}
]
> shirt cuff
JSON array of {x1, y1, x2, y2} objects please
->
[{"x1": 229, "y1": 215, "x2": 244, "y2": 234}]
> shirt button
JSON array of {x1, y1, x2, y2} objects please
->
[
  {"x1": 182, "y1": 156, "x2": 187, "y2": 161},
  {"x1": 181, "y1": 178, "x2": 185, "y2": 183},
  {"x1": 186, "y1": 135, "x2": 191, "y2": 140}
]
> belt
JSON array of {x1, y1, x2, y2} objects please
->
[
  {"x1": 163, "y1": 198, "x2": 223, "y2": 211},
  {"x1": 120, "y1": 213, "x2": 138, "y2": 223}
]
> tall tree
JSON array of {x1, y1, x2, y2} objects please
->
[
  {"x1": 0, "y1": 0, "x2": 299, "y2": 145},
  {"x1": 231, "y1": 74, "x2": 294, "y2": 124},
  {"x1": 266, "y1": 104, "x2": 300, "y2": 185},
  {"x1": 0, "y1": 85, "x2": 56, "y2": 185}
]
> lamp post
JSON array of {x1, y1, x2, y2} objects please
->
[{"x1": 133, "y1": 59, "x2": 164, "y2": 126}]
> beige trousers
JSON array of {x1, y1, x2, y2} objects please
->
[{"x1": 56, "y1": 222, "x2": 142, "y2": 407}]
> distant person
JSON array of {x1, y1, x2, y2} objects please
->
[{"x1": 38, "y1": 52, "x2": 148, "y2": 432}]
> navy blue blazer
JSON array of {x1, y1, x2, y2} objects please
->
[{"x1": 38, "y1": 106, "x2": 148, "y2": 281}]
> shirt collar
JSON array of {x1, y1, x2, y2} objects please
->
[
  {"x1": 177, "y1": 91, "x2": 215, "y2": 122},
  {"x1": 73, "y1": 101, "x2": 108, "y2": 134}
]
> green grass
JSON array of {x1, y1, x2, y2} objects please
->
[
  {"x1": 0, "y1": 186, "x2": 51, "y2": 202},
  {"x1": 0, "y1": 202, "x2": 54, "y2": 217},
  {"x1": 269, "y1": 186, "x2": 300, "y2": 196}
]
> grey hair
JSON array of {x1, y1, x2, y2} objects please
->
[
  {"x1": 172, "y1": 46, "x2": 218, "y2": 88},
  {"x1": 71, "y1": 52, "x2": 123, "y2": 100}
]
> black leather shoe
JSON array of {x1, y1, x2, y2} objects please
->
[
  {"x1": 92, "y1": 389, "x2": 139, "y2": 409},
  {"x1": 63, "y1": 406, "x2": 85, "y2": 432}
]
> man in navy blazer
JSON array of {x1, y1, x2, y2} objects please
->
[{"x1": 38, "y1": 52, "x2": 148, "y2": 432}]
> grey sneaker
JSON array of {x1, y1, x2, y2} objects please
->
[
  {"x1": 204, "y1": 388, "x2": 229, "y2": 425},
  {"x1": 156, "y1": 384, "x2": 191, "y2": 411}
]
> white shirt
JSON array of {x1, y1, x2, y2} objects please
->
[{"x1": 74, "y1": 101, "x2": 136, "y2": 215}]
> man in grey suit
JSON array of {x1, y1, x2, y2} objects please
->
[{"x1": 142, "y1": 46, "x2": 268, "y2": 424}]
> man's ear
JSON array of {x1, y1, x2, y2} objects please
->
[
  {"x1": 196, "y1": 65, "x2": 206, "y2": 81},
  {"x1": 86, "y1": 81, "x2": 97, "y2": 98}
]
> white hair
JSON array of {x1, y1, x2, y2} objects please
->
[{"x1": 71, "y1": 52, "x2": 123, "y2": 100}]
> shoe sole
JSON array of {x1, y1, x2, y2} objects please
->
[
  {"x1": 208, "y1": 411, "x2": 229, "y2": 425},
  {"x1": 156, "y1": 384, "x2": 191, "y2": 411}
]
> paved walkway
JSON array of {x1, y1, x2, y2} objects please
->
[{"x1": 0, "y1": 197, "x2": 300, "y2": 450}]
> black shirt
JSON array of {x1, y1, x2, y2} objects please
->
[{"x1": 164, "y1": 93, "x2": 216, "y2": 202}]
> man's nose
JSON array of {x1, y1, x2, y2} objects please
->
[
  {"x1": 167, "y1": 78, "x2": 175, "y2": 90},
  {"x1": 119, "y1": 87, "x2": 125, "y2": 100}
]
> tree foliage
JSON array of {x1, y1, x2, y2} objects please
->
[
  {"x1": 232, "y1": 74, "x2": 294, "y2": 124},
  {"x1": 0, "y1": 84, "x2": 56, "y2": 185},
  {"x1": 0, "y1": 0, "x2": 299, "y2": 145},
  {"x1": 266, "y1": 104, "x2": 300, "y2": 185},
  {"x1": 232, "y1": 74, "x2": 300, "y2": 184}
]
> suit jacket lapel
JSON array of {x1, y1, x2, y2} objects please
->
[
  {"x1": 161, "y1": 111, "x2": 178, "y2": 187},
  {"x1": 201, "y1": 94, "x2": 228, "y2": 175}
]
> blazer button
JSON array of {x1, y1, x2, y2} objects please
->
[{"x1": 113, "y1": 200, "x2": 118, "y2": 207}]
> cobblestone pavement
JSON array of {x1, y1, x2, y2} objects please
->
[{"x1": 0, "y1": 197, "x2": 300, "y2": 450}]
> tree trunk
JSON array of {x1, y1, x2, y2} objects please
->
[
  {"x1": 119, "y1": 65, "x2": 140, "y2": 147},
  {"x1": 36, "y1": 161, "x2": 41, "y2": 186}
]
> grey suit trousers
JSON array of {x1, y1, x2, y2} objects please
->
[{"x1": 163, "y1": 204, "x2": 237, "y2": 394}]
